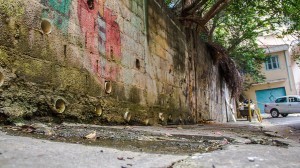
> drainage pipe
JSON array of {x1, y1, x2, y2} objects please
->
[
  {"x1": 41, "y1": 19, "x2": 52, "y2": 34},
  {"x1": 52, "y1": 98, "x2": 66, "y2": 113},
  {"x1": 284, "y1": 50, "x2": 293, "y2": 92}
]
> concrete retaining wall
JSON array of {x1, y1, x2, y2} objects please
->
[{"x1": 0, "y1": 0, "x2": 236, "y2": 124}]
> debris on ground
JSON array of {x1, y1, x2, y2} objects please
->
[
  {"x1": 117, "y1": 157, "x2": 125, "y2": 160},
  {"x1": 0, "y1": 122, "x2": 236, "y2": 155},
  {"x1": 214, "y1": 131, "x2": 223, "y2": 136},
  {"x1": 247, "y1": 157, "x2": 255, "y2": 162},
  {"x1": 0, "y1": 121, "x2": 292, "y2": 155},
  {"x1": 85, "y1": 131, "x2": 97, "y2": 140}
]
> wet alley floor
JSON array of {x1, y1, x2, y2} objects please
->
[{"x1": 0, "y1": 116, "x2": 300, "y2": 168}]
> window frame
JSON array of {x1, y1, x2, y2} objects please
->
[
  {"x1": 275, "y1": 97, "x2": 287, "y2": 103},
  {"x1": 265, "y1": 55, "x2": 280, "y2": 70},
  {"x1": 288, "y1": 97, "x2": 298, "y2": 102}
]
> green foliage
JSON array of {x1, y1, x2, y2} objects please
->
[
  {"x1": 165, "y1": 0, "x2": 173, "y2": 5},
  {"x1": 229, "y1": 41, "x2": 266, "y2": 88},
  {"x1": 164, "y1": 0, "x2": 180, "y2": 8},
  {"x1": 0, "y1": 0, "x2": 25, "y2": 18},
  {"x1": 164, "y1": 0, "x2": 300, "y2": 87},
  {"x1": 211, "y1": 0, "x2": 299, "y2": 85},
  {"x1": 211, "y1": 1, "x2": 274, "y2": 84},
  {"x1": 282, "y1": 0, "x2": 300, "y2": 34}
]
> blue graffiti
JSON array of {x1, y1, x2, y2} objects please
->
[{"x1": 41, "y1": 0, "x2": 72, "y2": 34}]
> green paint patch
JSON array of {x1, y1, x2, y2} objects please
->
[
  {"x1": 41, "y1": 0, "x2": 72, "y2": 34},
  {"x1": 48, "y1": 0, "x2": 71, "y2": 14}
]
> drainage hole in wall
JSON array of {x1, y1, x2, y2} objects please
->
[
  {"x1": 64, "y1": 45, "x2": 67, "y2": 57},
  {"x1": 41, "y1": 19, "x2": 52, "y2": 34},
  {"x1": 124, "y1": 111, "x2": 131, "y2": 122},
  {"x1": 105, "y1": 81, "x2": 112, "y2": 94},
  {"x1": 169, "y1": 65, "x2": 173, "y2": 74},
  {"x1": 95, "y1": 105, "x2": 102, "y2": 116},
  {"x1": 110, "y1": 46, "x2": 114, "y2": 61},
  {"x1": 55, "y1": 99, "x2": 66, "y2": 113},
  {"x1": 0, "y1": 72, "x2": 4, "y2": 87},
  {"x1": 87, "y1": 0, "x2": 94, "y2": 9},
  {"x1": 144, "y1": 118, "x2": 149, "y2": 125},
  {"x1": 136, "y1": 59, "x2": 141, "y2": 70},
  {"x1": 168, "y1": 115, "x2": 173, "y2": 122},
  {"x1": 96, "y1": 60, "x2": 99, "y2": 72}
]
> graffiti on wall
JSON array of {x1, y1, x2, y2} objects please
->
[
  {"x1": 78, "y1": 0, "x2": 99, "y2": 53},
  {"x1": 104, "y1": 8, "x2": 121, "y2": 61},
  {"x1": 78, "y1": 0, "x2": 121, "y2": 81},
  {"x1": 41, "y1": 0, "x2": 71, "y2": 33},
  {"x1": 98, "y1": 16, "x2": 106, "y2": 55},
  {"x1": 101, "y1": 8, "x2": 121, "y2": 81},
  {"x1": 97, "y1": 0, "x2": 106, "y2": 56}
]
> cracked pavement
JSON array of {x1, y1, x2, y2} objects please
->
[{"x1": 0, "y1": 115, "x2": 299, "y2": 168}]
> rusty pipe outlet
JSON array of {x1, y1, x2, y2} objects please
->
[
  {"x1": 0, "y1": 71, "x2": 4, "y2": 87},
  {"x1": 168, "y1": 115, "x2": 173, "y2": 122},
  {"x1": 95, "y1": 105, "x2": 103, "y2": 116},
  {"x1": 41, "y1": 19, "x2": 52, "y2": 34},
  {"x1": 53, "y1": 98, "x2": 66, "y2": 113},
  {"x1": 159, "y1": 113, "x2": 164, "y2": 122},
  {"x1": 124, "y1": 111, "x2": 131, "y2": 122},
  {"x1": 105, "y1": 81, "x2": 112, "y2": 94},
  {"x1": 143, "y1": 118, "x2": 149, "y2": 126}
]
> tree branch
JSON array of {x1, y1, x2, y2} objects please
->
[
  {"x1": 181, "y1": 0, "x2": 209, "y2": 17},
  {"x1": 208, "y1": 16, "x2": 219, "y2": 42},
  {"x1": 202, "y1": 0, "x2": 231, "y2": 25}
]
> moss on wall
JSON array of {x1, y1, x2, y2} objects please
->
[
  {"x1": 0, "y1": 0, "x2": 25, "y2": 18},
  {"x1": 0, "y1": 0, "x2": 231, "y2": 125}
]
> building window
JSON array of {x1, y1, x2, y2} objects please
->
[{"x1": 265, "y1": 55, "x2": 280, "y2": 70}]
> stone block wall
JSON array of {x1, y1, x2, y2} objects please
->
[{"x1": 0, "y1": 0, "x2": 236, "y2": 124}]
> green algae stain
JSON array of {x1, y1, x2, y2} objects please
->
[
  {"x1": 0, "y1": 49, "x2": 10, "y2": 66},
  {"x1": 129, "y1": 87, "x2": 141, "y2": 104},
  {"x1": 0, "y1": 0, "x2": 25, "y2": 18}
]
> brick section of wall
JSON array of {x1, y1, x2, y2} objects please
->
[{"x1": 0, "y1": 0, "x2": 235, "y2": 124}]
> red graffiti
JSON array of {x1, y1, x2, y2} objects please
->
[
  {"x1": 78, "y1": 0, "x2": 99, "y2": 54},
  {"x1": 105, "y1": 8, "x2": 121, "y2": 61},
  {"x1": 102, "y1": 61, "x2": 120, "y2": 81},
  {"x1": 78, "y1": 0, "x2": 121, "y2": 81}
]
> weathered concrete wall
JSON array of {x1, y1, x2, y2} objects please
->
[{"x1": 0, "y1": 0, "x2": 235, "y2": 124}]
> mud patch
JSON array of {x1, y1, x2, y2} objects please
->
[
  {"x1": 243, "y1": 136, "x2": 289, "y2": 148},
  {"x1": 1, "y1": 122, "x2": 234, "y2": 155}
]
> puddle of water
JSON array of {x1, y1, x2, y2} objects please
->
[{"x1": 2, "y1": 124, "x2": 233, "y2": 155}]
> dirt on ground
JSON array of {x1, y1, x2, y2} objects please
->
[{"x1": 0, "y1": 120, "x2": 293, "y2": 156}]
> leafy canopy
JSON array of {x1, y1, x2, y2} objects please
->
[{"x1": 165, "y1": 0, "x2": 300, "y2": 86}]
